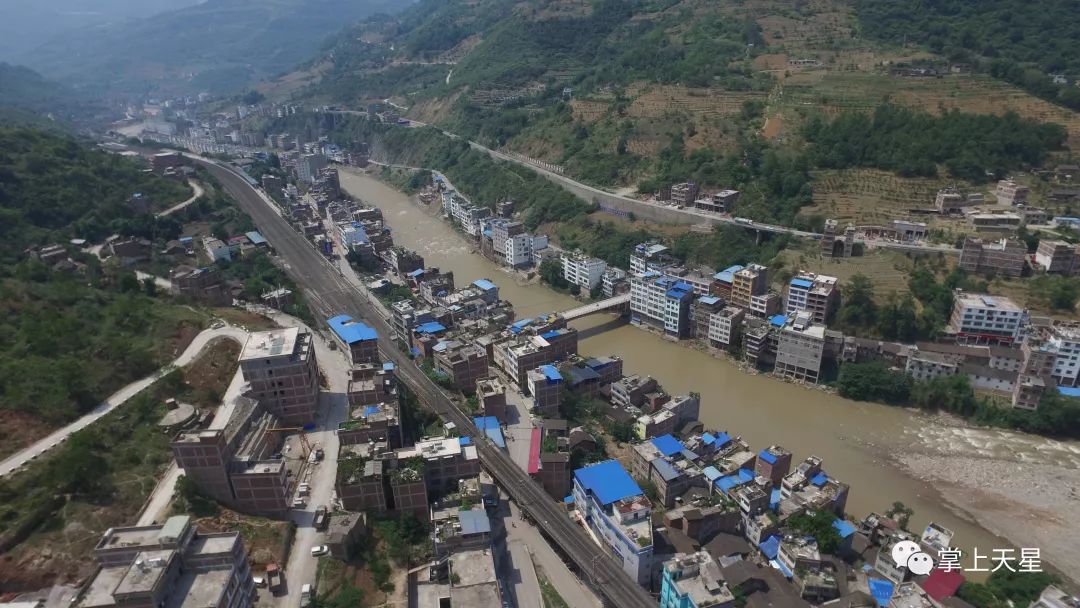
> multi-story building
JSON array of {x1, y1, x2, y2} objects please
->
[
  {"x1": 337, "y1": 443, "x2": 390, "y2": 512},
  {"x1": 572, "y1": 460, "x2": 654, "y2": 586},
  {"x1": 171, "y1": 266, "x2": 230, "y2": 306},
  {"x1": 389, "y1": 458, "x2": 429, "y2": 518},
  {"x1": 659, "y1": 551, "x2": 735, "y2": 608},
  {"x1": 670, "y1": 182, "x2": 700, "y2": 206},
  {"x1": 535, "y1": 452, "x2": 572, "y2": 501},
  {"x1": 996, "y1": 178, "x2": 1030, "y2": 205},
  {"x1": 488, "y1": 219, "x2": 525, "y2": 260},
  {"x1": 730, "y1": 264, "x2": 769, "y2": 310},
  {"x1": 78, "y1": 515, "x2": 254, "y2": 608},
  {"x1": 630, "y1": 242, "x2": 674, "y2": 275},
  {"x1": 689, "y1": 296, "x2": 724, "y2": 340},
  {"x1": 296, "y1": 153, "x2": 327, "y2": 183},
  {"x1": 631, "y1": 435, "x2": 707, "y2": 508},
  {"x1": 785, "y1": 273, "x2": 838, "y2": 325},
  {"x1": 397, "y1": 436, "x2": 481, "y2": 496},
  {"x1": 561, "y1": 251, "x2": 607, "y2": 291},
  {"x1": 755, "y1": 445, "x2": 793, "y2": 486},
  {"x1": 476, "y1": 377, "x2": 507, "y2": 421},
  {"x1": 1035, "y1": 240, "x2": 1079, "y2": 275},
  {"x1": 1045, "y1": 325, "x2": 1080, "y2": 387},
  {"x1": 710, "y1": 265, "x2": 742, "y2": 300},
  {"x1": 969, "y1": 212, "x2": 1022, "y2": 233},
  {"x1": 328, "y1": 314, "x2": 380, "y2": 364},
  {"x1": 959, "y1": 238, "x2": 1027, "y2": 277},
  {"x1": 707, "y1": 306, "x2": 745, "y2": 349},
  {"x1": 774, "y1": 313, "x2": 828, "y2": 383},
  {"x1": 777, "y1": 456, "x2": 849, "y2": 519},
  {"x1": 611, "y1": 374, "x2": 659, "y2": 409},
  {"x1": 505, "y1": 233, "x2": 547, "y2": 268},
  {"x1": 494, "y1": 327, "x2": 579, "y2": 388},
  {"x1": 935, "y1": 188, "x2": 983, "y2": 213},
  {"x1": 630, "y1": 272, "x2": 694, "y2": 338},
  {"x1": 386, "y1": 247, "x2": 424, "y2": 277},
  {"x1": 238, "y1": 328, "x2": 319, "y2": 424},
  {"x1": 602, "y1": 266, "x2": 629, "y2": 297},
  {"x1": 171, "y1": 397, "x2": 290, "y2": 515},
  {"x1": 434, "y1": 343, "x2": 489, "y2": 394},
  {"x1": 634, "y1": 394, "x2": 700, "y2": 440},
  {"x1": 527, "y1": 365, "x2": 563, "y2": 417},
  {"x1": 905, "y1": 349, "x2": 961, "y2": 382},
  {"x1": 948, "y1": 292, "x2": 1027, "y2": 345},
  {"x1": 821, "y1": 219, "x2": 855, "y2": 258}
]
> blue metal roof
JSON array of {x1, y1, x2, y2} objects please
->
[
  {"x1": 698, "y1": 295, "x2": 721, "y2": 305},
  {"x1": 1058, "y1": 386, "x2": 1080, "y2": 397},
  {"x1": 702, "y1": 432, "x2": 716, "y2": 444},
  {"x1": 790, "y1": 278, "x2": 814, "y2": 289},
  {"x1": 458, "y1": 509, "x2": 491, "y2": 535},
  {"x1": 770, "y1": 488, "x2": 782, "y2": 510},
  {"x1": 758, "y1": 449, "x2": 778, "y2": 464},
  {"x1": 715, "y1": 469, "x2": 755, "y2": 494},
  {"x1": 713, "y1": 432, "x2": 732, "y2": 448},
  {"x1": 473, "y1": 279, "x2": 497, "y2": 291},
  {"x1": 703, "y1": 466, "x2": 722, "y2": 482},
  {"x1": 666, "y1": 287, "x2": 691, "y2": 299},
  {"x1": 651, "y1": 458, "x2": 680, "y2": 482},
  {"x1": 772, "y1": 558, "x2": 794, "y2": 578},
  {"x1": 810, "y1": 471, "x2": 830, "y2": 487},
  {"x1": 680, "y1": 448, "x2": 698, "y2": 461},
  {"x1": 510, "y1": 318, "x2": 533, "y2": 333},
  {"x1": 585, "y1": 357, "x2": 614, "y2": 370},
  {"x1": 715, "y1": 265, "x2": 744, "y2": 282},
  {"x1": 473, "y1": 416, "x2": 505, "y2": 448},
  {"x1": 868, "y1": 578, "x2": 896, "y2": 608},
  {"x1": 567, "y1": 366, "x2": 600, "y2": 385},
  {"x1": 459, "y1": 436, "x2": 472, "y2": 446},
  {"x1": 245, "y1": 231, "x2": 267, "y2": 245},
  {"x1": 362, "y1": 405, "x2": 380, "y2": 418},
  {"x1": 769, "y1": 315, "x2": 788, "y2": 327},
  {"x1": 540, "y1": 364, "x2": 562, "y2": 382},
  {"x1": 759, "y1": 536, "x2": 781, "y2": 560},
  {"x1": 574, "y1": 460, "x2": 642, "y2": 506},
  {"x1": 407, "y1": 268, "x2": 424, "y2": 277},
  {"x1": 540, "y1": 330, "x2": 561, "y2": 340},
  {"x1": 383, "y1": 362, "x2": 395, "y2": 371},
  {"x1": 651, "y1": 434, "x2": 684, "y2": 457},
  {"x1": 833, "y1": 519, "x2": 857, "y2": 539},
  {"x1": 327, "y1": 315, "x2": 377, "y2": 343},
  {"x1": 414, "y1": 322, "x2": 446, "y2": 334}
]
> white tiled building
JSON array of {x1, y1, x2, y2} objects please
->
[
  {"x1": 948, "y1": 292, "x2": 1027, "y2": 345},
  {"x1": 561, "y1": 252, "x2": 607, "y2": 291}
]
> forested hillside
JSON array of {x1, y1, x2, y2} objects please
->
[
  {"x1": 0, "y1": 128, "x2": 191, "y2": 260},
  {"x1": 855, "y1": 0, "x2": 1080, "y2": 110},
  {"x1": 0, "y1": 128, "x2": 202, "y2": 448}
]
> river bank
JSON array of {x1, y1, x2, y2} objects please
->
[{"x1": 340, "y1": 166, "x2": 1080, "y2": 584}]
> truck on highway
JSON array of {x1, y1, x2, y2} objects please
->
[
  {"x1": 734, "y1": 217, "x2": 754, "y2": 225},
  {"x1": 265, "y1": 563, "x2": 282, "y2": 594}
]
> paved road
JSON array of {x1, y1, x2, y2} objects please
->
[
  {"x1": 196, "y1": 158, "x2": 657, "y2": 608},
  {"x1": 0, "y1": 325, "x2": 248, "y2": 478},
  {"x1": 158, "y1": 179, "x2": 205, "y2": 217}
]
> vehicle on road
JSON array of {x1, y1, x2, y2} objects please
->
[
  {"x1": 298, "y1": 483, "x2": 310, "y2": 496},
  {"x1": 292, "y1": 497, "x2": 306, "y2": 508},
  {"x1": 314, "y1": 505, "x2": 328, "y2": 530},
  {"x1": 300, "y1": 583, "x2": 313, "y2": 608},
  {"x1": 314, "y1": 447, "x2": 325, "y2": 461},
  {"x1": 310, "y1": 545, "x2": 328, "y2": 557}
]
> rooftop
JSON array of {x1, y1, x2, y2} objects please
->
[
  {"x1": 575, "y1": 460, "x2": 643, "y2": 505},
  {"x1": 240, "y1": 327, "x2": 302, "y2": 361},
  {"x1": 327, "y1": 314, "x2": 377, "y2": 343},
  {"x1": 664, "y1": 552, "x2": 735, "y2": 607}
]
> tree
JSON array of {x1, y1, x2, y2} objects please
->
[
  {"x1": 836, "y1": 274, "x2": 877, "y2": 332},
  {"x1": 885, "y1": 501, "x2": 914, "y2": 530},
  {"x1": 539, "y1": 258, "x2": 570, "y2": 290},
  {"x1": 1049, "y1": 279, "x2": 1079, "y2": 311},
  {"x1": 786, "y1": 509, "x2": 842, "y2": 554},
  {"x1": 836, "y1": 362, "x2": 912, "y2": 404}
]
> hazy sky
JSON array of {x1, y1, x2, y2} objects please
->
[{"x1": 0, "y1": 0, "x2": 204, "y2": 59}]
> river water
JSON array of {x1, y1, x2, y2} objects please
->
[{"x1": 340, "y1": 169, "x2": 1080, "y2": 576}]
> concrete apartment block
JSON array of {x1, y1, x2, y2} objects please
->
[{"x1": 238, "y1": 327, "x2": 319, "y2": 425}]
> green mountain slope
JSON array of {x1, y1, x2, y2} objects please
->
[{"x1": 22, "y1": 0, "x2": 413, "y2": 97}]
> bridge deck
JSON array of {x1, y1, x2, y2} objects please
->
[{"x1": 562, "y1": 293, "x2": 630, "y2": 321}]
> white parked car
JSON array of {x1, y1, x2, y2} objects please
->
[{"x1": 310, "y1": 545, "x2": 329, "y2": 557}]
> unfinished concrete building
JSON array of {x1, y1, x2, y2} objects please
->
[
  {"x1": 171, "y1": 397, "x2": 291, "y2": 515},
  {"x1": 238, "y1": 328, "x2": 319, "y2": 425}
]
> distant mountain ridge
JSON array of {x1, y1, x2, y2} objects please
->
[{"x1": 20, "y1": 0, "x2": 414, "y2": 98}]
